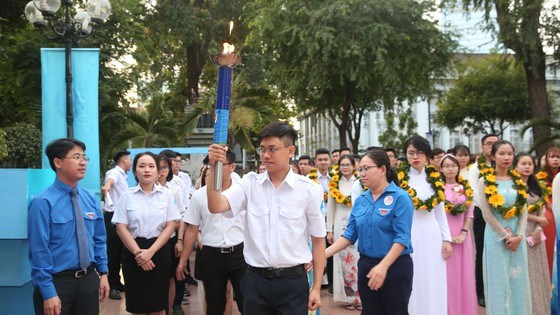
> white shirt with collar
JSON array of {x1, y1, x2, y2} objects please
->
[
  {"x1": 171, "y1": 175, "x2": 189, "y2": 209},
  {"x1": 223, "y1": 169, "x2": 326, "y2": 268},
  {"x1": 178, "y1": 171, "x2": 195, "y2": 195},
  {"x1": 112, "y1": 184, "x2": 181, "y2": 239},
  {"x1": 316, "y1": 170, "x2": 331, "y2": 193},
  {"x1": 103, "y1": 165, "x2": 129, "y2": 212},
  {"x1": 185, "y1": 185, "x2": 245, "y2": 247}
]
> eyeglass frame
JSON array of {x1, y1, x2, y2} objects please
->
[
  {"x1": 255, "y1": 146, "x2": 292, "y2": 155},
  {"x1": 60, "y1": 154, "x2": 90, "y2": 163}
]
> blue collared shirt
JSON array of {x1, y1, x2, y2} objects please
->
[
  {"x1": 28, "y1": 178, "x2": 108, "y2": 300},
  {"x1": 342, "y1": 181, "x2": 413, "y2": 258}
]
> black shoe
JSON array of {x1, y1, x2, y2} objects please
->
[
  {"x1": 109, "y1": 288, "x2": 121, "y2": 300},
  {"x1": 478, "y1": 296, "x2": 485, "y2": 307},
  {"x1": 328, "y1": 285, "x2": 333, "y2": 295},
  {"x1": 116, "y1": 283, "x2": 125, "y2": 292},
  {"x1": 172, "y1": 305, "x2": 185, "y2": 315},
  {"x1": 185, "y1": 276, "x2": 198, "y2": 286}
]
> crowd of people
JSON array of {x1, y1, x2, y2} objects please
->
[{"x1": 27, "y1": 123, "x2": 560, "y2": 315}]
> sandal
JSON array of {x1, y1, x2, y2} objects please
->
[
  {"x1": 345, "y1": 304, "x2": 356, "y2": 310},
  {"x1": 355, "y1": 304, "x2": 362, "y2": 311}
]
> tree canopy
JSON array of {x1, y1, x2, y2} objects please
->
[{"x1": 435, "y1": 55, "x2": 530, "y2": 136}]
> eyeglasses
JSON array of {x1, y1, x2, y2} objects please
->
[
  {"x1": 360, "y1": 165, "x2": 380, "y2": 172},
  {"x1": 256, "y1": 146, "x2": 290, "y2": 155},
  {"x1": 339, "y1": 163, "x2": 353, "y2": 168},
  {"x1": 61, "y1": 154, "x2": 90, "y2": 163},
  {"x1": 441, "y1": 164, "x2": 458, "y2": 169},
  {"x1": 406, "y1": 151, "x2": 425, "y2": 157}
]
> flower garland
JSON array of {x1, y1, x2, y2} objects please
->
[
  {"x1": 477, "y1": 154, "x2": 492, "y2": 178},
  {"x1": 444, "y1": 176, "x2": 474, "y2": 216},
  {"x1": 528, "y1": 171, "x2": 552, "y2": 213},
  {"x1": 328, "y1": 168, "x2": 359, "y2": 207},
  {"x1": 308, "y1": 167, "x2": 328, "y2": 202},
  {"x1": 397, "y1": 162, "x2": 446, "y2": 211},
  {"x1": 483, "y1": 168, "x2": 527, "y2": 218}
]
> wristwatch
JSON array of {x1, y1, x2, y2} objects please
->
[{"x1": 98, "y1": 271, "x2": 108, "y2": 276}]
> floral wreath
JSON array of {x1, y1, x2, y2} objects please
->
[
  {"x1": 528, "y1": 171, "x2": 553, "y2": 213},
  {"x1": 444, "y1": 176, "x2": 474, "y2": 216},
  {"x1": 397, "y1": 162, "x2": 446, "y2": 211},
  {"x1": 308, "y1": 167, "x2": 328, "y2": 202},
  {"x1": 328, "y1": 168, "x2": 359, "y2": 207},
  {"x1": 477, "y1": 154, "x2": 492, "y2": 178},
  {"x1": 483, "y1": 168, "x2": 527, "y2": 218}
]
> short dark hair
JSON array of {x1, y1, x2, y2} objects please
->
[
  {"x1": 259, "y1": 122, "x2": 297, "y2": 146},
  {"x1": 430, "y1": 148, "x2": 446, "y2": 159},
  {"x1": 452, "y1": 144, "x2": 470, "y2": 156},
  {"x1": 384, "y1": 147, "x2": 397, "y2": 158},
  {"x1": 299, "y1": 155, "x2": 311, "y2": 162},
  {"x1": 225, "y1": 150, "x2": 236, "y2": 164},
  {"x1": 331, "y1": 149, "x2": 340, "y2": 155},
  {"x1": 481, "y1": 134, "x2": 499, "y2": 145},
  {"x1": 339, "y1": 146, "x2": 351, "y2": 153},
  {"x1": 315, "y1": 148, "x2": 330, "y2": 157},
  {"x1": 159, "y1": 149, "x2": 177, "y2": 158},
  {"x1": 46, "y1": 138, "x2": 86, "y2": 172},
  {"x1": 403, "y1": 135, "x2": 431, "y2": 157},
  {"x1": 113, "y1": 150, "x2": 130, "y2": 163},
  {"x1": 132, "y1": 152, "x2": 159, "y2": 183},
  {"x1": 338, "y1": 154, "x2": 355, "y2": 167},
  {"x1": 158, "y1": 154, "x2": 174, "y2": 182}
]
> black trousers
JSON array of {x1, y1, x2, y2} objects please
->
[
  {"x1": 357, "y1": 255, "x2": 413, "y2": 315},
  {"x1": 104, "y1": 211, "x2": 123, "y2": 289},
  {"x1": 33, "y1": 269, "x2": 100, "y2": 315},
  {"x1": 326, "y1": 238, "x2": 333, "y2": 287},
  {"x1": 242, "y1": 267, "x2": 308, "y2": 315},
  {"x1": 200, "y1": 245, "x2": 246, "y2": 315},
  {"x1": 473, "y1": 206, "x2": 486, "y2": 298}
]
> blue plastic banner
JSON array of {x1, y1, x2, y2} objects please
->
[{"x1": 40, "y1": 48, "x2": 101, "y2": 194}]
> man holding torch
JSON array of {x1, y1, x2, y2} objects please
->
[{"x1": 206, "y1": 122, "x2": 326, "y2": 314}]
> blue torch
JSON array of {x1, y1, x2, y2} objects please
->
[{"x1": 211, "y1": 38, "x2": 241, "y2": 191}]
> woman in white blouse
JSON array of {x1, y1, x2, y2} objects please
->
[
  {"x1": 112, "y1": 152, "x2": 181, "y2": 315},
  {"x1": 400, "y1": 135, "x2": 452, "y2": 315},
  {"x1": 326, "y1": 155, "x2": 360, "y2": 310}
]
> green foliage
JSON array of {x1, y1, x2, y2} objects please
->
[
  {"x1": 246, "y1": 0, "x2": 456, "y2": 147},
  {"x1": 378, "y1": 106, "x2": 418, "y2": 150},
  {"x1": 435, "y1": 55, "x2": 529, "y2": 136},
  {"x1": 0, "y1": 129, "x2": 8, "y2": 160},
  {"x1": 0, "y1": 122, "x2": 42, "y2": 168}
]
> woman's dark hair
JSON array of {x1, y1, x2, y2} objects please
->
[
  {"x1": 362, "y1": 149, "x2": 399, "y2": 185},
  {"x1": 490, "y1": 140, "x2": 515, "y2": 167},
  {"x1": 290, "y1": 160, "x2": 300, "y2": 174},
  {"x1": 338, "y1": 154, "x2": 355, "y2": 168},
  {"x1": 514, "y1": 153, "x2": 541, "y2": 197},
  {"x1": 452, "y1": 144, "x2": 470, "y2": 156},
  {"x1": 403, "y1": 135, "x2": 431, "y2": 158},
  {"x1": 542, "y1": 147, "x2": 560, "y2": 184},
  {"x1": 132, "y1": 152, "x2": 160, "y2": 183},
  {"x1": 439, "y1": 154, "x2": 460, "y2": 183},
  {"x1": 158, "y1": 154, "x2": 174, "y2": 182}
]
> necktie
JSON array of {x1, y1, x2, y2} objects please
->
[{"x1": 70, "y1": 187, "x2": 91, "y2": 270}]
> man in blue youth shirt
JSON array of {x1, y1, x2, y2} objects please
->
[{"x1": 28, "y1": 138, "x2": 109, "y2": 315}]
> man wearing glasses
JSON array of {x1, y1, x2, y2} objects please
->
[
  {"x1": 29, "y1": 138, "x2": 109, "y2": 315},
  {"x1": 468, "y1": 133, "x2": 499, "y2": 308},
  {"x1": 206, "y1": 122, "x2": 326, "y2": 314}
]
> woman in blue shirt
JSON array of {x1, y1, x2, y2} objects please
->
[{"x1": 326, "y1": 149, "x2": 414, "y2": 315}]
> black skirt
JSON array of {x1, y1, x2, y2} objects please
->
[{"x1": 122, "y1": 237, "x2": 170, "y2": 314}]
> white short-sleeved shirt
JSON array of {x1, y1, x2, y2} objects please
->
[
  {"x1": 171, "y1": 175, "x2": 189, "y2": 209},
  {"x1": 112, "y1": 184, "x2": 181, "y2": 239},
  {"x1": 185, "y1": 185, "x2": 244, "y2": 247},
  {"x1": 223, "y1": 169, "x2": 326, "y2": 268},
  {"x1": 178, "y1": 171, "x2": 195, "y2": 195},
  {"x1": 104, "y1": 165, "x2": 128, "y2": 212}
]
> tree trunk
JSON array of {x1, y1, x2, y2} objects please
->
[
  {"x1": 186, "y1": 41, "x2": 209, "y2": 105},
  {"x1": 525, "y1": 60, "x2": 551, "y2": 155}
]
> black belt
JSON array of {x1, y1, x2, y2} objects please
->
[
  {"x1": 248, "y1": 264, "x2": 306, "y2": 278},
  {"x1": 204, "y1": 243, "x2": 243, "y2": 254},
  {"x1": 53, "y1": 265, "x2": 95, "y2": 278}
]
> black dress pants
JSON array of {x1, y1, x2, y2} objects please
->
[
  {"x1": 473, "y1": 206, "x2": 486, "y2": 299},
  {"x1": 104, "y1": 211, "x2": 123, "y2": 289}
]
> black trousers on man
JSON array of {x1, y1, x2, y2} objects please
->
[
  {"x1": 201, "y1": 244, "x2": 246, "y2": 315},
  {"x1": 33, "y1": 268, "x2": 99, "y2": 315},
  {"x1": 473, "y1": 206, "x2": 486, "y2": 300},
  {"x1": 104, "y1": 211, "x2": 123, "y2": 290}
]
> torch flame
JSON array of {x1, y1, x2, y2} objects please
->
[
  {"x1": 229, "y1": 21, "x2": 234, "y2": 36},
  {"x1": 223, "y1": 42, "x2": 235, "y2": 54}
]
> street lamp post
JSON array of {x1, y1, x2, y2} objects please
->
[{"x1": 25, "y1": 0, "x2": 111, "y2": 138}]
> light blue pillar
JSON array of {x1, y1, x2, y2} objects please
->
[{"x1": 40, "y1": 48, "x2": 100, "y2": 194}]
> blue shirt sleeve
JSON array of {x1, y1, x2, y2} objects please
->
[
  {"x1": 342, "y1": 195, "x2": 363, "y2": 244},
  {"x1": 92, "y1": 197, "x2": 108, "y2": 273},
  {"x1": 28, "y1": 196, "x2": 58, "y2": 300},
  {"x1": 392, "y1": 192, "x2": 414, "y2": 250}
]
